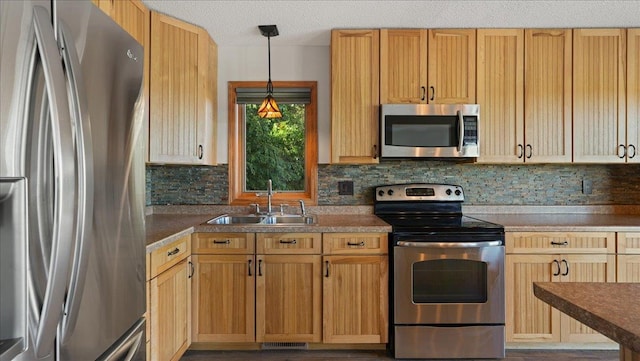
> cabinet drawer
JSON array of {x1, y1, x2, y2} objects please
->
[
  {"x1": 192, "y1": 233, "x2": 255, "y2": 254},
  {"x1": 506, "y1": 232, "x2": 616, "y2": 254},
  {"x1": 322, "y1": 233, "x2": 388, "y2": 255},
  {"x1": 256, "y1": 233, "x2": 321, "y2": 254},
  {"x1": 149, "y1": 234, "x2": 191, "y2": 279},
  {"x1": 618, "y1": 233, "x2": 640, "y2": 254}
]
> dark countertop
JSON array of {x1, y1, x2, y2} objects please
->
[
  {"x1": 145, "y1": 213, "x2": 391, "y2": 253},
  {"x1": 534, "y1": 282, "x2": 640, "y2": 353}
]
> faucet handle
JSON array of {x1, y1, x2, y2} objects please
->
[
  {"x1": 249, "y1": 203, "x2": 260, "y2": 214},
  {"x1": 279, "y1": 204, "x2": 287, "y2": 215}
]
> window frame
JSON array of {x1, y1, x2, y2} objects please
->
[{"x1": 228, "y1": 81, "x2": 318, "y2": 206}]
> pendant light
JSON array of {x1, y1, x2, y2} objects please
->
[{"x1": 257, "y1": 25, "x2": 282, "y2": 118}]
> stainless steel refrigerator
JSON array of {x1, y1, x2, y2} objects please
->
[{"x1": 0, "y1": 0, "x2": 146, "y2": 360}]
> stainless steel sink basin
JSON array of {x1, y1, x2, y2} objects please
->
[
  {"x1": 206, "y1": 215, "x2": 264, "y2": 225},
  {"x1": 205, "y1": 214, "x2": 316, "y2": 226}
]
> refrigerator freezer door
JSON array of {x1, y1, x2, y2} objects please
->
[{"x1": 55, "y1": 1, "x2": 146, "y2": 360}]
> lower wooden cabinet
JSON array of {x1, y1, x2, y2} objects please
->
[
  {"x1": 256, "y1": 254, "x2": 322, "y2": 342},
  {"x1": 149, "y1": 257, "x2": 192, "y2": 361},
  {"x1": 191, "y1": 254, "x2": 255, "y2": 342},
  {"x1": 322, "y1": 255, "x2": 388, "y2": 343},
  {"x1": 505, "y1": 232, "x2": 616, "y2": 345}
]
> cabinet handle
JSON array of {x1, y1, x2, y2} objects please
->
[
  {"x1": 188, "y1": 261, "x2": 194, "y2": 278},
  {"x1": 248, "y1": 259, "x2": 252, "y2": 277},
  {"x1": 198, "y1": 144, "x2": 204, "y2": 159},
  {"x1": 325, "y1": 260, "x2": 330, "y2": 278},
  {"x1": 167, "y1": 248, "x2": 179, "y2": 256},
  {"x1": 561, "y1": 259, "x2": 569, "y2": 276},
  {"x1": 421, "y1": 86, "x2": 426, "y2": 101},
  {"x1": 213, "y1": 239, "x2": 231, "y2": 244},
  {"x1": 517, "y1": 144, "x2": 524, "y2": 159},
  {"x1": 629, "y1": 144, "x2": 636, "y2": 159},
  {"x1": 618, "y1": 144, "x2": 627, "y2": 159},
  {"x1": 372, "y1": 144, "x2": 378, "y2": 159},
  {"x1": 429, "y1": 86, "x2": 435, "y2": 101},
  {"x1": 279, "y1": 239, "x2": 297, "y2": 244},
  {"x1": 550, "y1": 241, "x2": 568, "y2": 246},
  {"x1": 552, "y1": 260, "x2": 561, "y2": 276},
  {"x1": 347, "y1": 241, "x2": 365, "y2": 247},
  {"x1": 525, "y1": 144, "x2": 533, "y2": 159},
  {"x1": 258, "y1": 259, "x2": 263, "y2": 276}
]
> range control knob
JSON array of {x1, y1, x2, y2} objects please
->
[
  {"x1": 455, "y1": 189, "x2": 461, "y2": 196},
  {"x1": 378, "y1": 190, "x2": 385, "y2": 197},
  {"x1": 387, "y1": 189, "x2": 394, "y2": 196},
  {"x1": 445, "y1": 189, "x2": 452, "y2": 195}
]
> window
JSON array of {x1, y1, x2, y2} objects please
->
[{"x1": 228, "y1": 81, "x2": 318, "y2": 206}]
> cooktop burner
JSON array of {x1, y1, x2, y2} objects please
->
[{"x1": 376, "y1": 214, "x2": 503, "y2": 233}]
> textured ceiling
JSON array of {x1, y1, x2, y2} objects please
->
[{"x1": 142, "y1": 0, "x2": 640, "y2": 46}]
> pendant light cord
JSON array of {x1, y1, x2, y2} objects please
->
[{"x1": 267, "y1": 35, "x2": 273, "y2": 94}]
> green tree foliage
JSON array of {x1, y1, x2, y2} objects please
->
[{"x1": 245, "y1": 103, "x2": 305, "y2": 191}]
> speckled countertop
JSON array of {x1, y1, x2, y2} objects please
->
[
  {"x1": 145, "y1": 205, "x2": 640, "y2": 253},
  {"x1": 534, "y1": 282, "x2": 640, "y2": 353},
  {"x1": 145, "y1": 209, "x2": 391, "y2": 253}
]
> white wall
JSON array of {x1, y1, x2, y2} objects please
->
[{"x1": 217, "y1": 45, "x2": 331, "y2": 163}]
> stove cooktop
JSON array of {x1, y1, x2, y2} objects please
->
[{"x1": 376, "y1": 214, "x2": 504, "y2": 233}]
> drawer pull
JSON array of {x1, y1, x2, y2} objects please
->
[
  {"x1": 325, "y1": 260, "x2": 330, "y2": 278},
  {"x1": 550, "y1": 241, "x2": 568, "y2": 246},
  {"x1": 248, "y1": 259, "x2": 253, "y2": 277},
  {"x1": 279, "y1": 239, "x2": 297, "y2": 244},
  {"x1": 258, "y1": 259, "x2": 263, "y2": 276},
  {"x1": 167, "y1": 248, "x2": 180, "y2": 256},
  {"x1": 561, "y1": 259, "x2": 569, "y2": 276},
  {"x1": 347, "y1": 241, "x2": 365, "y2": 247},
  {"x1": 214, "y1": 239, "x2": 231, "y2": 244},
  {"x1": 188, "y1": 261, "x2": 194, "y2": 278}
]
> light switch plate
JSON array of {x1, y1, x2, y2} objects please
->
[{"x1": 338, "y1": 181, "x2": 354, "y2": 195}]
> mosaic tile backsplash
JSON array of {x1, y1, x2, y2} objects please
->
[{"x1": 146, "y1": 162, "x2": 640, "y2": 206}]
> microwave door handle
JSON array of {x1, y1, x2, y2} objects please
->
[{"x1": 457, "y1": 110, "x2": 464, "y2": 152}]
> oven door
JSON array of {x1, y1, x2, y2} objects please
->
[{"x1": 394, "y1": 240, "x2": 504, "y2": 325}]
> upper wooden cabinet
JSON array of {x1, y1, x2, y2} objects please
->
[
  {"x1": 428, "y1": 29, "x2": 476, "y2": 104},
  {"x1": 149, "y1": 12, "x2": 217, "y2": 165},
  {"x1": 380, "y1": 29, "x2": 427, "y2": 104},
  {"x1": 330, "y1": 29, "x2": 380, "y2": 164},
  {"x1": 476, "y1": 29, "x2": 524, "y2": 163},
  {"x1": 573, "y1": 29, "x2": 626, "y2": 163},
  {"x1": 628, "y1": 29, "x2": 640, "y2": 163},
  {"x1": 477, "y1": 29, "x2": 572, "y2": 163},
  {"x1": 380, "y1": 29, "x2": 475, "y2": 104}
]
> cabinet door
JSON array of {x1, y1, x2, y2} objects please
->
[
  {"x1": 629, "y1": 29, "x2": 640, "y2": 163},
  {"x1": 149, "y1": 12, "x2": 217, "y2": 165},
  {"x1": 191, "y1": 255, "x2": 255, "y2": 342},
  {"x1": 558, "y1": 254, "x2": 616, "y2": 343},
  {"x1": 506, "y1": 254, "x2": 561, "y2": 343},
  {"x1": 476, "y1": 29, "x2": 524, "y2": 163},
  {"x1": 618, "y1": 255, "x2": 640, "y2": 282},
  {"x1": 149, "y1": 258, "x2": 191, "y2": 361},
  {"x1": 573, "y1": 29, "x2": 626, "y2": 163},
  {"x1": 524, "y1": 29, "x2": 573, "y2": 163},
  {"x1": 618, "y1": 232, "x2": 640, "y2": 254},
  {"x1": 330, "y1": 29, "x2": 380, "y2": 164},
  {"x1": 256, "y1": 255, "x2": 322, "y2": 342},
  {"x1": 427, "y1": 29, "x2": 476, "y2": 104},
  {"x1": 323, "y1": 255, "x2": 388, "y2": 343},
  {"x1": 380, "y1": 29, "x2": 427, "y2": 104}
]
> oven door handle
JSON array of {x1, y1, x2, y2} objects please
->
[{"x1": 396, "y1": 240, "x2": 503, "y2": 248}]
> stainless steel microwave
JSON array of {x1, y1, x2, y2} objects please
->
[{"x1": 380, "y1": 104, "x2": 479, "y2": 158}]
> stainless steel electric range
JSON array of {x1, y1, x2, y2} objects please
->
[{"x1": 374, "y1": 183, "x2": 505, "y2": 360}]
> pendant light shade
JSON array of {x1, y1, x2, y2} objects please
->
[{"x1": 258, "y1": 25, "x2": 282, "y2": 118}]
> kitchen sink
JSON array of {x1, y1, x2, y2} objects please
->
[{"x1": 205, "y1": 214, "x2": 316, "y2": 226}]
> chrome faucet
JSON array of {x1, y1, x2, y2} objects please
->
[
  {"x1": 266, "y1": 179, "x2": 274, "y2": 215},
  {"x1": 299, "y1": 199, "x2": 306, "y2": 216}
]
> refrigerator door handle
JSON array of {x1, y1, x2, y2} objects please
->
[
  {"x1": 31, "y1": 6, "x2": 77, "y2": 358},
  {"x1": 57, "y1": 21, "x2": 95, "y2": 344}
]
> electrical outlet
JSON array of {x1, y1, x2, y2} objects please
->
[
  {"x1": 338, "y1": 181, "x2": 354, "y2": 195},
  {"x1": 582, "y1": 179, "x2": 593, "y2": 195}
]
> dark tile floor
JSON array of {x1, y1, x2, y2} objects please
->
[{"x1": 180, "y1": 349, "x2": 619, "y2": 360}]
